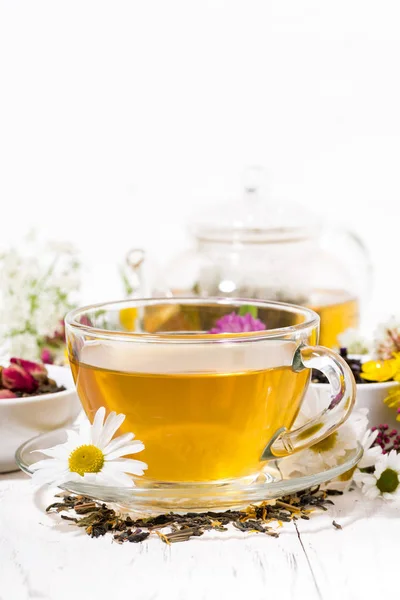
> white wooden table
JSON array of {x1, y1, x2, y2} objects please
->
[{"x1": 0, "y1": 470, "x2": 396, "y2": 600}]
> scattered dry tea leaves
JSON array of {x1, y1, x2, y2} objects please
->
[{"x1": 46, "y1": 487, "x2": 341, "y2": 545}]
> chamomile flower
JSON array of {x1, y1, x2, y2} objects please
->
[
  {"x1": 356, "y1": 429, "x2": 381, "y2": 469},
  {"x1": 323, "y1": 426, "x2": 382, "y2": 491},
  {"x1": 279, "y1": 390, "x2": 369, "y2": 479},
  {"x1": 354, "y1": 450, "x2": 400, "y2": 500},
  {"x1": 30, "y1": 407, "x2": 147, "y2": 488},
  {"x1": 337, "y1": 328, "x2": 370, "y2": 355}
]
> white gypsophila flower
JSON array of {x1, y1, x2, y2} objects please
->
[
  {"x1": 34, "y1": 295, "x2": 63, "y2": 338},
  {"x1": 7, "y1": 333, "x2": 39, "y2": 360},
  {"x1": 30, "y1": 407, "x2": 147, "y2": 488},
  {"x1": 50, "y1": 273, "x2": 81, "y2": 293},
  {"x1": 46, "y1": 240, "x2": 76, "y2": 255},
  {"x1": 0, "y1": 297, "x2": 32, "y2": 333},
  {"x1": 279, "y1": 389, "x2": 369, "y2": 479},
  {"x1": 337, "y1": 328, "x2": 370, "y2": 355},
  {"x1": 354, "y1": 450, "x2": 400, "y2": 500},
  {"x1": 0, "y1": 236, "x2": 81, "y2": 357}
]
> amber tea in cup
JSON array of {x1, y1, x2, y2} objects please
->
[{"x1": 66, "y1": 298, "x2": 356, "y2": 484}]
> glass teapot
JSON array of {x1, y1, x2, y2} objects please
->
[{"x1": 125, "y1": 168, "x2": 372, "y2": 347}]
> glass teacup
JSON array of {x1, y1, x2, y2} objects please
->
[{"x1": 65, "y1": 298, "x2": 356, "y2": 484}]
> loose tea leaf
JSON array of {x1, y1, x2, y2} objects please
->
[
  {"x1": 46, "y1": 486, "x2": 337, "y2": 545},
  {"x1": 312, "y1": 348, "x2": 370, "y2": 384}
]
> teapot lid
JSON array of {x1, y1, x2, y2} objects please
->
[{"x1": 192, "y1": 167, "x2": 319, "y2": 243}]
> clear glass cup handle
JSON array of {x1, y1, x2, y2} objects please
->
[{"x1": 261, "y1": 345, "x2": 357, "y2": 460}]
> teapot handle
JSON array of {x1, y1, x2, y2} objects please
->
[{"x1": 124, "y1": 248, "x2": 173, "y2": 298}]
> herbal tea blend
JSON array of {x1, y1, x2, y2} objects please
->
[
  {"x1": 0, "y1": 358, "x2": 66, "y2": 398},
  {"x1": 70, "y1": 341, "x2": 309, "y2": 482},
  {"x1": 46, "y1": 486, "x2": 341, "y2": 545}
]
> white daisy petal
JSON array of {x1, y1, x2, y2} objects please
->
[
  {"x1": 362, "y1": 429, "x2": 379, "y2": 449},
  {"x1": 364, "y1": 486, "x2": 381, "y2": 500},
  {"x1": 30, "y1": 458, "x2": 65, "y2": 471},
  {"x1": 373, "y1": 459, "x2": 387, "y2": 480},
  {"x1": 32, "y1": 445, "x2": 70, "y2": 460},
  {"x1": 382, "y1": 491, "x2": 396, "y2": 500},
  {"x1": 105, "y1": 458, "x2": 148, "y2": 475},
  {"x1": 358, "y1": 446, "x2": 382, "y2": 469},
  {"x1": 80, "y1": 473, "x2": 98, "y2": 485},
  {"x1": 353, "y1": 471, "x2": 371, "y2": 486},
  {"x1": 31, "y1": 468, "x2": 63, "y2": 484},
  {"x1": 105, "y1": 441, "x2": 145, "y2": 460},
  {"x1": 78, "y1": 420, "x2": 91, "y2": 444},
  {"x1": 390, "y1": 486, "x2": 400, "y2": 499},
  {"x1": 90, "y1": 407, "x2": 106, "y2": 445},
  {"x1": 386, "y1": 450, "x2": 400, "y2": 470},
  {"x1": 98, "y1": 465, "x2": 135, "y2": 487},
  {"x1": 97, "y1": 412, "x2": 125, "y2": 449},
  {"x1": 51, "y1": 472, "x2": 75, "y2": 487},
  {"x1": 66, "y1": 429, "x2": 82, "y2": 447},
  {"x1": 67, "y1": 472, "x2": 85, "y2": 483},
  {"x1": 32, "y1": 467, "x2": 71, "y2": 487},
  {"x1": 103, "y1": 432, "x2": 134, "y2": 456}
]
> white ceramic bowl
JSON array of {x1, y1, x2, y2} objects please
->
[
  {"x1": 0, "y1": 365, "x2": 81, "y2": 473},
  {"x1": 311, "y1": 380, "x2": 400, "y2": 431}
]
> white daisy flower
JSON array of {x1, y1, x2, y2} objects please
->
[
  {"x1": 356, "y1": 429, "x2": 381, "y2": 469},
  {"x1": 354, "y1": 450, "x2": 400, "y2": 500},
  {"x1": 279, "y1": 390, "x2": 369, "y2": 479},
  {"x1": 322, "y1": 426, "x2": 381, "y2": 491},
  {"x1": 30, "y1": 407, "x2": 147, "y2": 488},
  {"x1": 337, "y1": 327, "x2": 370, "y2": 355}
]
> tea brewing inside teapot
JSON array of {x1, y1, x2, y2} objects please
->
[{"x1": 124, "y1": 168, "x2": 369, "y2": 348}]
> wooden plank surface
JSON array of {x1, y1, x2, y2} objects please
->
[{"x1": 0, "y1": 472, "x2": 395, "y2": 600}]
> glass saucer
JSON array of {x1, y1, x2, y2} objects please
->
[{"x1": 16, "y1": 428, "x2": 362, "y2": 514}]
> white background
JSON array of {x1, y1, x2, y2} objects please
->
[{"x1": 1, "y1": 1, "x2": 399, "y2": 327}]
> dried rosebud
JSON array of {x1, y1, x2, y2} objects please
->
[
  {"x1": 40, "y1": 348, "x2": 54, "y2": 365},
  {"x1": 2, "y1": 364, "x2": 39, "y2": 393},
  {"x1": 0, "y1": 389, "x2": 17, "y2": 399},
  {"x1": 10, "y1": 357, "x2": 48, "y2": 380}
]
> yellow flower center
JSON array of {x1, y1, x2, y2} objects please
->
[
  {"x1": 311, "y1": 432, "x2": 338, "y2": 453},
  {"x1": 376, "y1": 468, "x2": 399, "y2": 494},
  {"x1": 68, "y1": 444, "x2": 105, "y2": 476}
]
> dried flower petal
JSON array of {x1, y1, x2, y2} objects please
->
[
  {"x1": 10, "y1": 357, "x2": 47, "y2": 379},
  {"x1": 0, "y1": 389, "x2": 17, "y2": 399},
  {"x1": 2, "y1": 364, "x2": 38, "y2": 392}
]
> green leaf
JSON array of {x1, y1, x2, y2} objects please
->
[{"x1": 238, "y1": 305, "x2": 258, "y2": 318}]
